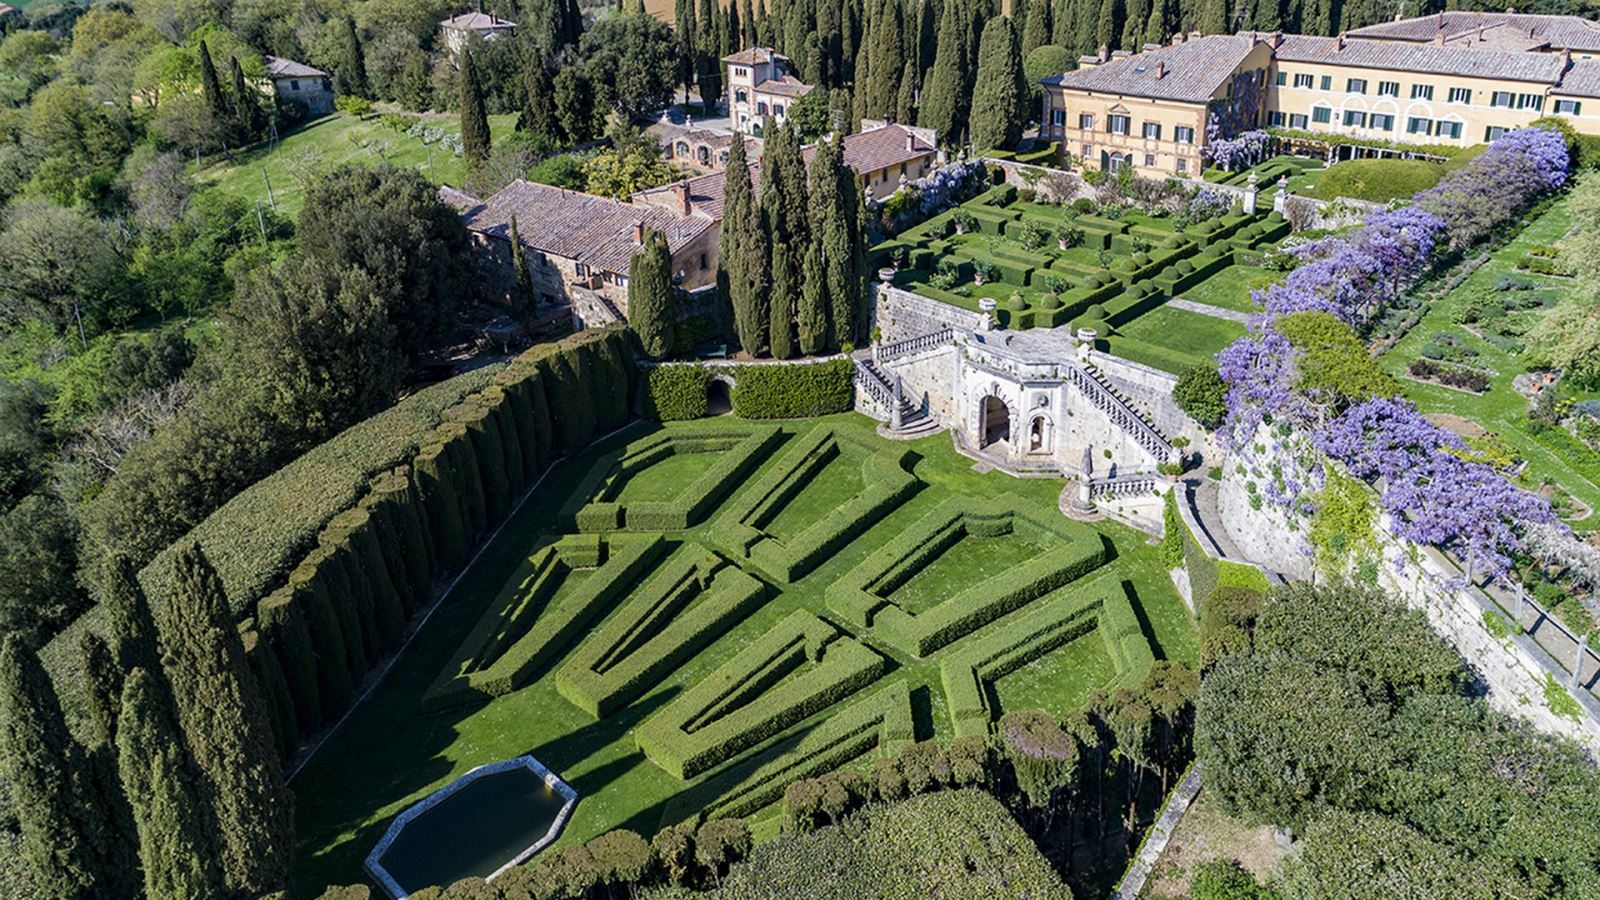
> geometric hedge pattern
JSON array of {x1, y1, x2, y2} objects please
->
[{"x1": 426, "y1": 421, "x2": 1155, "y2": 815}]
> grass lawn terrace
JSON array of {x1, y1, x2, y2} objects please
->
[{"x1": 287, "y1": 413, "x2": 1197, "y2": 895}]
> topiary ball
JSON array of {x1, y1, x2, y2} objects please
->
[{"x1": 1006, "y1": 293, "x2": 1028, "y2": 311}]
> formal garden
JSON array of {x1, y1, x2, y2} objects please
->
[
  {"x1": 288, "y1": 412, "x2": 1198, "y2": 896},
  {"x1": 868, "y1": 180, "x2": 1292, "y2": 374}
]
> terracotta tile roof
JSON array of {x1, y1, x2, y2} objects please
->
[
  {"x1": 648, "y1": 122, "x2": 763, "y2": 158},
  {"x1": 264, "y1": 55, "x2": 328, "y2": 79},
  {"x1": 464, "y1": 180, "x2": 711, "y2": 275},
  {"x1": 440, "y1": 11, "x2": 517, "y2": 30},
  {"x1": 1555, "y1": 59, "x2": 1600, "y2": 98},
  {"x1": 756, "y1": 75, "x2": 815, "y2": 98},
  {"x1": 437, "y1": 185, "x2": 482, "y2": 214},
  {"x1": 1274, "y1": 34, "x2": 1569, "y2": 83},
  {"x1": 0, "y1": 3, "x2": 21, "y2": 14},
  {"x1": 723, "y1": 47, "x2": 786, "y2": 65},
  {"x1": 1348, "y1": 11, "x2": 1600, "y2": 53},
  {"x1": 1045, "y1": 34, "x2": 1260, "y2": 104},
  {"x1": 634, "y1": 124, "x2": 935, "y2": 220}
]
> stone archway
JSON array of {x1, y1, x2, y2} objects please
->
[
  {"x1": 1026, "y1": 410, "x2": 1054, "y2": 454},
  {"x1": 706, "y1": 375, "x2": 734, "y2": 415},
  {"x1": 979, "y1": 394, "x2": 1011, "y2": 448}
]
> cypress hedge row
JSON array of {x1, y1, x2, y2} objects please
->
[
  {"x1": 422, "y1": 535, "x2": 668, "y2": 713},
  {"x1": 240, "y1": 328, "x2": 636, "y2": 748},
  {"x1": 710, "y1": 427, "x2": 920, "y2": 584},
  {"x1": 555, "y1": 547, "x2": 766, "y2": 718},
  {"x1": 635, "y1": 610, "x2": 887, "y2": 780},
  {"x1": 703, "y1": 680, "x2": 915, "y2": 822},
  {"x1": 557, "y1": 427, "x2": 784, "y2": 532},
  {"x1": 640, "y1": 359, "x2": 855, "y2": 423}
]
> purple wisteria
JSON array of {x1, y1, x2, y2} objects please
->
[
  {"x1": 1314, "y1": 398, "x2": 1557, "y2": 580},
  {"x1": 1214, "y1": 125, "x2": 1573, "y2": 579},
  {"x1": 1204, "y1": 129, "x2": 1272, "y2": 172}
]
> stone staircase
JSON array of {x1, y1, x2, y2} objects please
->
[
  {"x1": 853, "y1": 355, "x2": 941, "y2": 438},
  {"x1": 1064, "y1": 361, "x2": 1175, "y2": 466}
]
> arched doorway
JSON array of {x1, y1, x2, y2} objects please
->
[
  {"x1": 706, "y1": 377, "x2": 733, "y2": 415},
  {"x1": 1027, "y1": 412, "x2": 1053, "y2": 453},
  {"x1": 979, "y1": 395, "x2": 1011, "y2": 448}
]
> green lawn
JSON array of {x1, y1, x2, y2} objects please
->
[
  {"x1": 1107, "y1": 303, "x2": 1246, "y2": 373},
  {"x1": 1181, "y1": 264, "x2": 1280, "y2": 313},
  {"x1": 1378, "y1": 187, "x2": 1600, "y2": 531},
  {"x1": 194, "y1": 109, "x2": 518, "y2": 218},
  {"x1": 288, "y1": 413, "x2": 1197, "y2": 895}
]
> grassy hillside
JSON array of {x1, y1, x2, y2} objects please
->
[{"x1": 193, "y1": 109, "x2": 517, "y2": 218}]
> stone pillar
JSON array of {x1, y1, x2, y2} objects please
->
[
  {"x1": 891, "y1": 376, "x2": 904, "y2": 429},
  {"x1": 1273, "y1": 186, "x2": 1288, "y2": 214},
  {"x1": 1243, "y1": 171, "x2": 1259, "y2": 214}
]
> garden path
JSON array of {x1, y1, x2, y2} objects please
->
[{"x1": 1167, "y1": 298, "x2": 1252, "y2": 324}]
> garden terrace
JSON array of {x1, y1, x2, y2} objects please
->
[
  {"x1": 870, "y1": 185, "x2": 1289, "y2": 374},
  {"x1": 286, "y1": 415, "x2": 1194, "y2": 895}
]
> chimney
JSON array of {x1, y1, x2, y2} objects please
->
[
  {"x1": 632, "y1": 221, "x2": 645, "y2": 245},
  {"x1": 1270, "y1": 30, "x2": 1282, "y2": 48},
  {"x1": 1155, "y1": 61, "x2": 1166, "y2": 78},
  {"x1": 1562, "y1": 47, "x2": 1573, "y2": 72},
  {"x1": 1337, "y1": 31, "x2": 1347, "y2": 50},
  {"x1": 1434, "y1": 30, "x2": 1445, "y2": 45},
  {"x1": 905, "y1": 131, "x2": 916, "y2": 151},
  {"x1": 1098, "y1": 43, "x2": 1110, "y2": 61},
  {"x1": 672, "y1": 182, "x2": 691, "y2": 216},
  {"x1": 1172, "y1": 32, "x2": 1185, "y2": 45}
]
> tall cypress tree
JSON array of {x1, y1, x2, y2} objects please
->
[
  {"x1": 728, "y1": 0, "x2": 743, "y2": 50},
  {"x1": 675, "y1": 0, "x2": 698, "y2": 98},
  {"x1": 197, "y1": 40, "x2": 231, "y2": 146},
  {"x1": 697, "y1": 0, "x2": 721, "y2": 107},
  {"x1": 870, "y1": 0, "x2": 906, "y2": 118},
  {"x1": 761, "y1": 124, "x2": 807, "y2": 358},
  {"x1": 1023, "y1": 0, "x2": 1052, "y2": 52},
  {"x1": 896, "y1": 59, "x2": 917, "y2": 122},
  {"x1": 80, "y1": 632, "x2": 121, "y2": 746},
  {"x1": 741, "y1": 0, "x2": 757, "y2": 44},
  {"x1": 628, "y1": 228, "x2": 675, "y2": 358},
  {"x1": 1095, "y1": 0, "x2": 1120, "y2": 49},
  {"x1": 920, "y1": 0, "x2": 965, "y2": 145},
  {"x1": 104, "y1": 554, "x2": 161, "y2": 681},
  {"x1": 335, "y1": 17, "x2": 370, "y2": 97},
  {"x1": 720, "y1": 137, "x2": 770, "y2": 355},
  {"x1": 969, "y1": 16, "x2": 1024, "y2": 151},
  {"x1": 460, "y1": 47, "x2": 492, "y2": 163},
  {"x1": 1199, "y1": 0, "x2": 1229, "y2": 33},
  {"x1": 153, "y1": 543, "x2": 294, "y2": 896},
  {"x1": 810, "y1": 135, "x2": 862, "y2": 348},
  {"x1": 798, "y1": 238, "x2": 830, "y2": 354},
  {"x1": 230, "y1": 57, "x2": 265, "y2": 143},
  {"x1": 117, "y1": 668, "x2": 225, "y2": 900},
  {"x1": 508, "y1": 216, "x2": 535, "y2": 318},
  {"x1": 1121, "y1": 0, "x2": 1148, "y2": 51},
  {"x1": 519, "y1": 54, "x2": 560, "y2": 142},
  {"x1": 1141, "y1": 0, "x2": 1166, "y2": 45},
  {"x1": 0, "y1": 637, "x2": 112, "y2": 898}
]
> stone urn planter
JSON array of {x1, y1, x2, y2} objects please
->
[
  {"x1": 954, "y1": 223, "x2": 968, "y2": 235},
  {"x1": 973, "y1": 272, "x2": 987, "y2": 285},
  {"x1": 877, "y1": 266, "x2": 896, "y2": 283},
  {"x1": 978, "y1": 297, "x2": 998, "y2": 313},
  {"x1": 1075, "y1": 327, "x2": 1097, "y2": 344}
]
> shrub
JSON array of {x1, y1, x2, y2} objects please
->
[
  {"x1": 1071, "y1": 197, "x2": 1096, "y2": 214},
  {"x1": 1017, "y1": 220, "x2": 1051, "y2": 251},
  {"x1": 730, "y1": 359, "x2": 854, "y2": 418},
  {"x1": 641, "y1": 365, "x2": 711, "y2": 420},
  {"x1": 1310, "y1": 158, "x2": 1444, "y2": 202}
]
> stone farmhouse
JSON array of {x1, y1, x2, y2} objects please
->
[
  {"x1": 649, "y1": 122, "x2": 762, "y2": 173},
  {"x1": 456, "y1": 181, "x2": 719, "y2": 330},
  {"x1": 1041, "y1": 14, "x2": 1600, "y2": 178},
  {"x1": 263, "y1": 56, "x2": 334, "y2": 117},
  {"x1": 724, "y1": 48, "x2": 814, "y2": 135},
  {"x1": 439, "y1": 10, "x2": 518, "y2": 54}
]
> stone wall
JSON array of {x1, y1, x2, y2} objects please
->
[
  {"x1": 872, "y1": 284, "x2": 987, "y2": 342},
  {"x1": 1090, "y1": 352, "x2": 1217, "y2": 462},
  {"x1": 1217, "y1": 465, "x2": 1315, "y2": 581},
  {"x1": 985, "y1": 158, "x2": 1258, "y2": 210},
  {"x1": 886, "y1": 346, "x2": 962, "y2": 424}
]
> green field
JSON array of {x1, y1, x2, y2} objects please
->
[
  {"x1": 288, "y1": 413, "x2": 1197, "y2": 894},
  {"x1": 194, "y1": 109, "x2": 518, "y2": 218},
  {"x1": 1378, "y1": 188, "x2": 1600, "y2": 531},
  {"x1": 874, "y1": 187, "x2": 1290, "y2": 374}
]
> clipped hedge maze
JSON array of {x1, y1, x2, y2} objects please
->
[
  {"x1": 422, "y1": 534, "x2": 667, "y2": 712},
  {"x1": 939, "y1": 570, "x2": 1153, "y2": 738},
  {"x1": 827, "y1": 497, "x2": 1109, "y2": 657},
  {"x1": 555, "y1": 542, "x2": 767, "y2": 717},
  {"x1": 558, "y1": 425, "x2": 784, "y2": 531},
  {"x1": 708, "y1": 427, "x2": 919, "y2": 583},
  {"x1": 635, "y1": 609, "x2": 888, "y2": 779}
]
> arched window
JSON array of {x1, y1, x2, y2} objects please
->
[
  {"x1": 736, "y1": 89, "x2": 748, "y2": 103},
  {"x1": 675, "y1": 141, "x2": 689, "y2": 157},
  {"x1": 697, "y1": 146, "x2": 710, "y2": 164}
]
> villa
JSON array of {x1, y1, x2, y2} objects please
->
[
  {"x1": 724, "y1": 47, "x2": 815, "y2": 135},
  {"x1": 1041, "y1": 16, "x2": 1600, "y2": 178},
  {"x1": 439, "y1": 10, "x2": 518, "y2": 54},
  {"x1": 263, "y1": 56, "x2": 334, "y2": 117}
]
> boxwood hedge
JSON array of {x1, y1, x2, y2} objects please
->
[{"x1": 641, "y1": 359, "x2": 854, "y2": 423}]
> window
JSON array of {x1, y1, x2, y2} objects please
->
[
  {"x1": 1052, "y1": 109, "x2": 1066, "y2": 126},
  {"x1": 1378, "y1": 80, "x2": 1400, "y2": 97},
  {"x1": 289, "y1": 79, "x2": 300, "y2": 90},
  {"x1": 1108, "y1": 114, "x2": 1130, "y2": 135},
  {"x1": 899, "y1": 163, "x2": 907, "y2": 176},
  {"x1": 734, "y1": 67, "x2": 748, "y2": 77},
  {"x1": 575, "y1": 262, "x2": 590, "y2": 277},
  {"x1": 736, "y1": 89, "x2": 748, "y2": 103},
  {"x1": 1406, "y1": 116, "x2": 1432, "y2": 135},
  {"x1": 1369, "y1": 113, "x2": 1394, "y2": 130},
  {"x1": 1343, "y1": 109, "x2": 1367, "y2": 127},
  {"x1": 1294, "y1": 72, "x2": 1314, "y2": 88},
  {"x1": 1516, "y1": 93, "x2": 1543, "y2": 111},
  {"x1": 1347, "y1": 77, "x2": 1367, "y2": 93},
  {"x1": 699, "y1": 253, "x2": 708, "y2": 270},
  {"x1": 1144, "y1": 153, "x2": 1156, "y2": 166},
  {"x1": 1447, "y1": 86, "x2": 1471, "y2": 103},
  {"x1": 1175, "y1": 125, "x2": 1194, "y2": 143},
  {"x1": 1079, "y1": 113, "x2": 1094, "y2": 130},
  {"x1": 1312, "y1": 106, "x2": 1332, "y2": 124},
  {"x1": 1490, "y1": 91, "x2": 1514, "y2": 108},
  {"x1": 1486, "y1": 125, "x2": 1508, "y2": 141},
  {"x1": 1268, "y1": 111, "x2": 1286, "y2": 126},
  {"x1": 1082, "y1": 142, "x2": 1093, "y2": 157},
  {"x1": 1320, "y1": 75, "x2": 1332, "y2": 90},
  {"x1": 1289, "y1": 113, "x2": 1308, "y2": 129},
  {"x1": 757, "y1": 101, "x2": 769, "y2": 114},
  {"x1": 1436, "y1": 120, "x2": 1462, "y2": 139},
  {"x1": 1557, "y1": 99, "x2": 1583, "y2": 115},
  {"x1": 1177, "y1": 158, "x2": 1188, "y2": 173},
  {"x1": 1275, "y1": 71, "x2": 1287, "y2": 86},
  {"x1": 1142, "y1": 121, "x2": 1162, "y2": 139},
  {"x1": 774, "y1": 103, "x2": 785, "y2": 117},
  {"x1": 1411, "y1": 84, "x2": 1434, "y2": 100}
]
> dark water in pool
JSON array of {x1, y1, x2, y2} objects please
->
[{"x1": 377, "y1": 767, "x2": 570, "y2": 892}]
